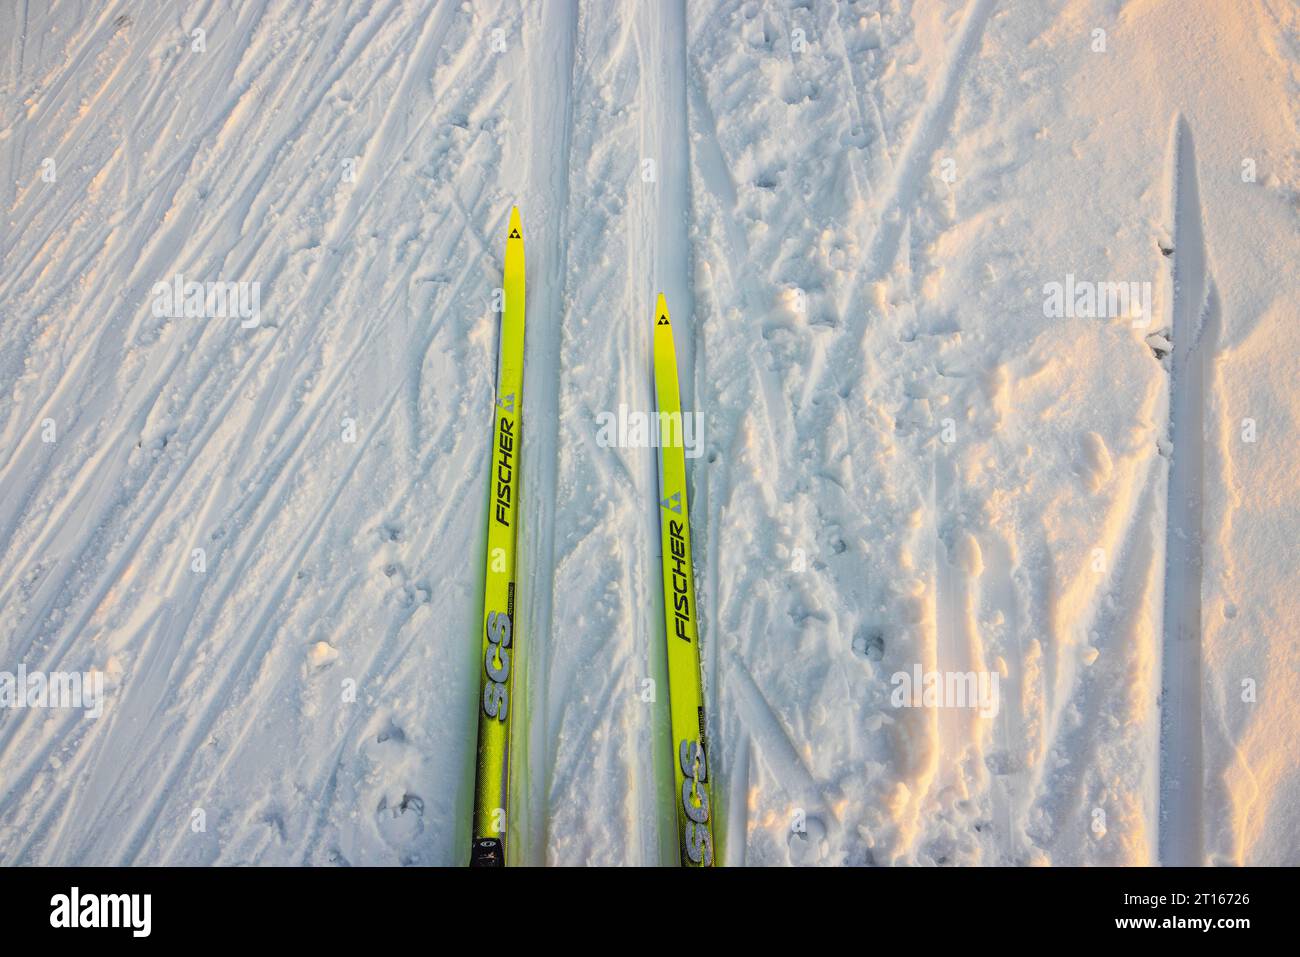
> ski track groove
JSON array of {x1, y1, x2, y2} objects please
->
[
  {"x1": 514, "y1": 0, "x2": 577, "y2": 866},
  {"x1": 628, "y1": 5, "x2": 668, "y2": 866},
  {"x1": 723, "y1": 732, "x2": 750, "y2": 866},
  {"x1": 1158, "y1": 116, "x2": 1209, "y2": 867}
]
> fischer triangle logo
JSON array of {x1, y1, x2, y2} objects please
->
[
  {"x1": 657, "y1": 315, "x2": 669, "y2": 325},
  {"x1": 661, "y1": 490, "x2": 681, "y2": 514},
  {"x1": 509, "y1": 228, "x2": 520, "y2": 239},
  {"x1": 498, "y1": 393, "x2": 515, "y2": 413}
]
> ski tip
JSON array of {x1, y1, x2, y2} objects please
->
[
  {"x1": 655, "y1": 292, "x2": 670, "y2": 326},
  {"x1": 507, "y1": 206, "x2": 522, "y2": 241}
]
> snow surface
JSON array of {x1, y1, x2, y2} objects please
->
[{"x1": 0, "y1": 0, "x2": 1297, "y2": 866}]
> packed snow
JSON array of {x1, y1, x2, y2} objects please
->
[{"x1": 0, "y1": 0, "x2": 1296, "y2": 866}]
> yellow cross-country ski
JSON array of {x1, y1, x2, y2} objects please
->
[
  {"x1": 653, "y1": 293, "x2": 715, "y2": 867},
  {"x1": 471, "y1": 207, "x2": 525, "y2": 867}
]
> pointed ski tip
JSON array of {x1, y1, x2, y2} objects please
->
[
  {"x1": 508, "y1": 206, "x2": 522, "y2": 240},
  {"x1": 655, "y1": 293, "x2": 670, "y2": 325}
]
